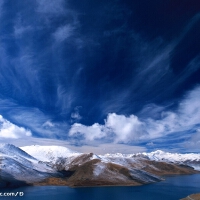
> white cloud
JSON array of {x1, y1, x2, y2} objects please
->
[
  {"x1": 0, "y1": 98, "x2": 70, "y2": 139},
  {"x1": 106, "y1": 113, "x2": 146, "y2": 143},
  {"x1": 71, "y1": 112, "x2": 82, "y2": 120},
  {"x1": 178, "y1": 86, "x2": 200, "y2": 126},
  {"x1": 69, "y1": 113, "x2": 147, "y2": 143},
  {"x1": 7, "y1": 107, "x2": 69, "y2": 138},
  {"x1": 0, "y1": 115, "x2": 32, "y2": 139},
  {"x1": 69, "y1": 86, "x2": 200, "y2": 144},
  {"x1": 69, "y1": 123, "x2": 107, "y2": 141}
]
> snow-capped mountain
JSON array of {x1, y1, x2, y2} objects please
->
[
  {"x1": 0, "y1": 144, "x2": 200, "y2": 188},
  {"x1": 141, "y1": 150, "x2": 200, "y2": 170},
  {"x1": 20, "y1": 145, "x2": 81, "y2": 163},
  {"x1": 101, "y1": 150, "x2": 200, "y2": 170},
  {"x1": 0, "y1": 144, "x2": 60, "y2": 187},
  {"x1": 20, "y1": 145, "x2": 82, "y2": 171},
  {"x1": 141, "y1": 150, "x2": 200, "y2": 163}
]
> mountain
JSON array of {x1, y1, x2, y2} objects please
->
[
  {"x1": 20, "y1": 145, "x2": 80, "y2": 162},
  {"x1": 20, "y1": 145, "x2": 81, "y2": 170},
  {"x1": 102, "y1": 150, "x2": 200, "y2": 170},
  {"x1": 141, "y1": 150, "x2": 200, "y2": 170},
  {"x1": 21, "y1": 146, "x2": 160, "y2": 186},
  {"x1": 0, "y1": 144, "x2": 60, "y2": 187},
  {"x1": 0, "y1": 144, "x2": 199, "y2": 188}
]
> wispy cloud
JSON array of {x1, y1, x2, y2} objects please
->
[
  {"x1": 70, "y1": 106, "x2": 82, "y2": 122},
  {"x1": 100, "y1": 14, "x2": 200, "y2": 115},
  {"x1": 69, "y1": 86, "x2": 200, "y2": 145},
  {"x1": 0, "y1": 1, "x2": 199, "y2": 153},
  {"x1": 183, "y1": 129, "x2": 200, "y2": 152},
  {"x1": 0, "y1": 1, "x2": 4, "y2": 18},
  {"x1": 36, "y1": 0, "x2": 65, "y2": 14},
  {"x1": 7, "y1": 108, "x2": 69, "y2": 139},
  {"x1": 0, "y1": 98, "x2": 69, "y2": 139},
  {"x1": 42, "y1": 120, "x2": 55, "y2": 128},
  {"x1": 53, "y1": 25, "x2": 74, "y2": 42}
]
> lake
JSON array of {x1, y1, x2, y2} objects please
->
[{"x1": 1, "y1": 174, "x2": 200, "y2": 200}]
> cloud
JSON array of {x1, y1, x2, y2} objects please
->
[
  {"x1": 100, "y1": 14, "x2": 200, "y2": 116},
  {"x1": 71, "y1": 106, "x2": 82, "y2": 122},
  {"x1": 42, "y1": 120, "x2": 55, "y2": 128},
  {"x1": 0, "y1": 115, "x2": 32, "y2": 139},
  {"x1": 69, "y1": 123, "x2": 107, "y2": 141},
  {"x1": 0, "y1": 0, "x2": 199, "y2": 154},
  {"x1": 56, "y1": 85, "x2": 74, "y2": 114},
  {"x1": 7, "y1": 107, "x2": 69, "y2": 139},
  {"x1": 0, "y1": 137, "x2": 146, "y2": 154},
  {"x1": 71, "y1": 143, "x2": 147, "y2": 154},
  {"x1": 14, "y1": 15, "x2": 34, "y2": 38},
  {"x1": 0, "y1": 98, "x2": 69, "y2": 139},
  {"x1": 0, "y1": 1, "x2": 4, "y2": 18},
  {"x1": 182, "y1": 129, "x2": 200, "y2": 152},
  {"x1": 69, "y1": 114, "x2": 147, "y2": 144},
  {"x1": 176, "y1": 13, "x2": 200, "y2": 44},
  {"x1": 53, "y1": 25, "x2": 74, "y2": 42},
  {"x1": 36, "y1": 0, "x2": 65, "y2": 14},
  {"x1": 69, "y1": 86, "x2": 200, "y2": 144},
  {"x1": 106, "y1": 113, "x2": 146, "y2": 143}
]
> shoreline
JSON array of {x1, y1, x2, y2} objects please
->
[
  {"x1": 31, "y1": 171, "x2": 200, "y2": 188},
  {"x1": 1, "y1": 170, "x2": 199, "y2": 189}
]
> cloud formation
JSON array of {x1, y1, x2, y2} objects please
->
[
  {"x1": 184, "y1": 129, "x2": 200, "y2": 152},
  {"x1": 69, "y1": 86, "x2": 200, "y2": 144},
  {"x1": 0, "y1": 1, "x2": 199, "y2": 153},
  {"x1": 36, "y1": 0, "x2": 65, "y2": 14},
  {"x1": 0, "y1": 115, "x2": 31, "y2": 139}
]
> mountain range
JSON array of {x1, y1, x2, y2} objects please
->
[{"x1": 0, "y1": 144, "x2": 200, "y2": 188}]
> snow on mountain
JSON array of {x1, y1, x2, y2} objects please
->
[
  {"x1": 101, "y1": 150, "x2": 200, "y2": 163},
  {"x1": 100, "y1": 150, "x2": 200, "y2": 171},
  {"x1": 1, "y1": 144, "x2": 199, "y2": 188},
  {"x1": 0, "y1": 143, "x2": 36, "y2": 161},
  {"x1": 16, "y1": 145, "x2": 200, "y2": 171},
  {"x1": 141, "y1": 150, "x2": 200, "y2": 163},
  {"x1": 99, "y1": 153, "x2": 145, "y2": 169},
  {"x1": 141, "y1": 150, "x2": 200, "y2": 170},
  {"x1": 0, "y1": 143, "x2": 56, "y2": 172},
  {"x1": 20, "y1": 145, "x2": 81, "y2": 166},
  {"x1": 0, "y1": 143, "x2": 59, "y2": 185}
]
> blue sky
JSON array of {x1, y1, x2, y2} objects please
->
[{"x1": 0, "y1": 0, "x2": 200, "y2": 153}]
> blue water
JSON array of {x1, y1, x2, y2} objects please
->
[{"x1": 1, "y1": 174, "x2": 200, "y2": 200}]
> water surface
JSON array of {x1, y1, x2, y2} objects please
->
[{"x1": 2, "y1": 174, "x2": 200, "y2": 200}]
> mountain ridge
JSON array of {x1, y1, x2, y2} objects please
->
[{"x1": 0, "y1": 143, "x2": 199, "y2": 188}]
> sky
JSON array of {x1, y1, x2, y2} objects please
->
[{"x1": 0, "y1": 0, "x2": 200, "y2": 153}]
